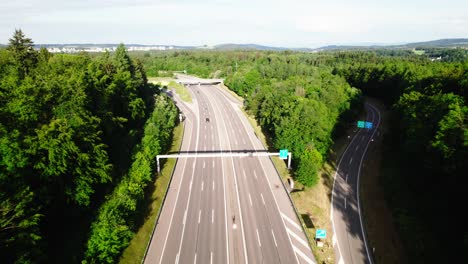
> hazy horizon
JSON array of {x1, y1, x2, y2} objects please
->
[{"x1": 1, "y1": 0, "x2": 467, "y2": 48}]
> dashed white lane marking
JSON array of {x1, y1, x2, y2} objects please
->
[
  {"x1": 175, "y1": 253, "x2": 180, "y2": 264},
  {"x1": 183, "y1": 210, "x2": 187, "y2": 225},
  {"x1": 198, "y1": 210, "x2": 201, "y2": 224},
  {"x1": 194, "y1": 253, "x2": 197, "y2": 264},
  {"x1": 261, "y1": 193, "x2": 265, "y2": 205},
  {"x1": 189, "y1": 180, "x2": 192, "y2": 190},
  {"x1": 253, "y1": 170, "x2": 257, "y2": 179},
  {"x1": 212, "y1": 160, "x2": 215, "y2": 168},
  {"x1": 286, "y1": 227, "x2": 309, "y2": 248},
  {"x1": 349, "y1": 158, "x2": 353, "y2": 165},
  {"x1": 281, "y1": 212, "x2": 302, "y2": 231},
  {"x1": 344, "y1": 198, "x2": 347, "y2": 209},
  {"x1": 204, "y1": 134, "x2": 206, "y2": 140},
  {"x1": 243, "y1": 169, "x2": 246, "y2": 179},
  {"x1": 211, "y1": 209, "x2": 214, "y2": 223},
  {"x1": 346, "y1": 174, "x2": 348, "y2": 182},
  {"x1": 249, "y1": 193, "x2": 253, "y2": 207},
  {"x1": 201, "y1": 181, "x2": 204, "y2": 191},
  {"x1": 203, "y1": 161, "x2": 205, "y2": 168},
  {"x1": 212, "y1": 180, "x2": 215, "y2": 190},
  {"x1": 292, "y1": 244, "x2": 315, "y2": 264},
  {"x1": 271, "y1": 229, "x2": 278, "y2": 247},
  {"x1": 210, "y1": 252, "x2": 213, "y2": 264},
  {"x1": 256, "y1": 229, "x2": 262, "y2": 247},
  {"x1": 356, "y1": 145, "x2": 359, "y2": 151}
]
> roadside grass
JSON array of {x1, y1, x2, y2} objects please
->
[
  {"x1": 168, "y1": 81, "x2": 192, "y2": 103},
  {"x1": 242, "y1": 110, "x2": 358, "y2": 264},
  {"x1": 119, "y1": 124, "x2": 184, "y2": 264},
  {"x1": 413, "y1": 49, "x2": 425, "y2": 55},
  {"x1": 147, "y1": 77, "x2": 192, "y2": 103}
]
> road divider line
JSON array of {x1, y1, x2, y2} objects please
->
[
  {"x1": 292, "y1": 244, "x2": 315, "y2": 264},
  {"x1": 256, "y1": 229, "x2": 262, "y2": 247},
  {"x1": 272, "y1": 229, "x2": 278, "y2": 247},
  {"x1": 281, "y1": 212, "x2": 302, "y2": 231},
  {"x1": 287, "y1": 227, "x2": 309, "y2": 248}
]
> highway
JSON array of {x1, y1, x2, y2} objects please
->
[
  {"x1": 145, "y1": 79, "x2": 316, "y2": 263},
  {"x1": 331, "y1": 103, "x2": 381, "y2": 264}
]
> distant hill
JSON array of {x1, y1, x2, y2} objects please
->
[
  {"x1": 315, "y1": 39, "x2": 468, "y2": 51},
  {"x1": 213, "y1": 43, "x2": 314, "y2": 52},
  {"x1": 2, "y1": 38, "x2": 466, "y2": 52},
  {"x1": 398, "y1": 38, "x2": 468, "y2": 48}
]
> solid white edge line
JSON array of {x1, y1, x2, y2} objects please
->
[
  {"x1": 356, "y1": 103, "x2": 381, "y2": 264},
  {"x1": 219, "y1": 86, "x2": 301, "y2": 263},
  {"x1": 330, "y1": 119, "x2": 363, "y2": 264},
  {"x1": 158, "y1": 112, "x2": 195, "y2": 264}
]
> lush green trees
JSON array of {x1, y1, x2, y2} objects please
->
[
  {"x1": 84, "y1": 94, "x2": 178, "y2": 263},
  {"x1": 330, "y1": 51, "x2": 467, "y2": 263},
  {"x1": 0, "y1": 31, "x2": 166, "y2": 263}
]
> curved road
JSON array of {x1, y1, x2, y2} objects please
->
[
  {"x1": 145, "y1": 80, "x2": 316, "y2": 264},
  {"x1": 331, "y1": 103, "x2": 381, "y2": 264}
]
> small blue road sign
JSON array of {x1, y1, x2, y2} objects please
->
[
  {"x1": 357, "y1": 121, "x2": 365, "y2": 128},
  {"x1": 365, "y1": 122, "x2": 373, "y2": 129},
  {"x1": 316, "y1": 229, "x2": 326, "y2": 239},
  {"x1": 279, "y1": 149, "x2": 288, "y2": 159}
]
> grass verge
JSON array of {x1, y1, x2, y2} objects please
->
[
  {"x1": 168, "y1": 81, "x2": 192, "y2": 103},
  {"x1": 119, "y1": 123, "x2": 184, "y2": 264},
  {"x1": 147, "y1": 77, "x2": 192, "y2": 103},
  {"x1": 242, "y1": 109, "x2": 352, "y2": 264}
]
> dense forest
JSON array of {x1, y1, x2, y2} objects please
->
[
  {"x1": 1, "y1": 31, "x2": 466, "y2": 262},
  {"x1": 136, "y1": 49, "x2": 466, "y2": 263},
  {"x1": 0, "y1": 30, "x2": 178, "y2": 263}
]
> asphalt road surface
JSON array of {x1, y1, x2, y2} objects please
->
[
  {"x1": 145, "y1": 81, "x2": 316, "y2": 264},
  {"x1": 331, "y1": 103, "x2": 381, "y2": 264}
]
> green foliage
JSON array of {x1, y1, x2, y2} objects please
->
[
  {"x1": 0, "y1": 31, "x2": 159, "y2": 262},
  {"x1": 83, "y1": 94, "x2": 178, "y2": 263},
  {"x1": 332, "y1": 51, "x2": 467, "y2": 262}
]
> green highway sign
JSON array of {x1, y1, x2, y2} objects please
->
[
  {"x1": 357, "y1": 121, "x2": 365, "y2": 128},
  {"x1": 279, "y1": 149, "x2": 288, "y2": 159},
  {"x1": 315, "y1": 229, "x2": 326, "y2": 239}
]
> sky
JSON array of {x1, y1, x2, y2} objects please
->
[{"x1": 1, "y1": 0, "x2": 467, "y2": 48}]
